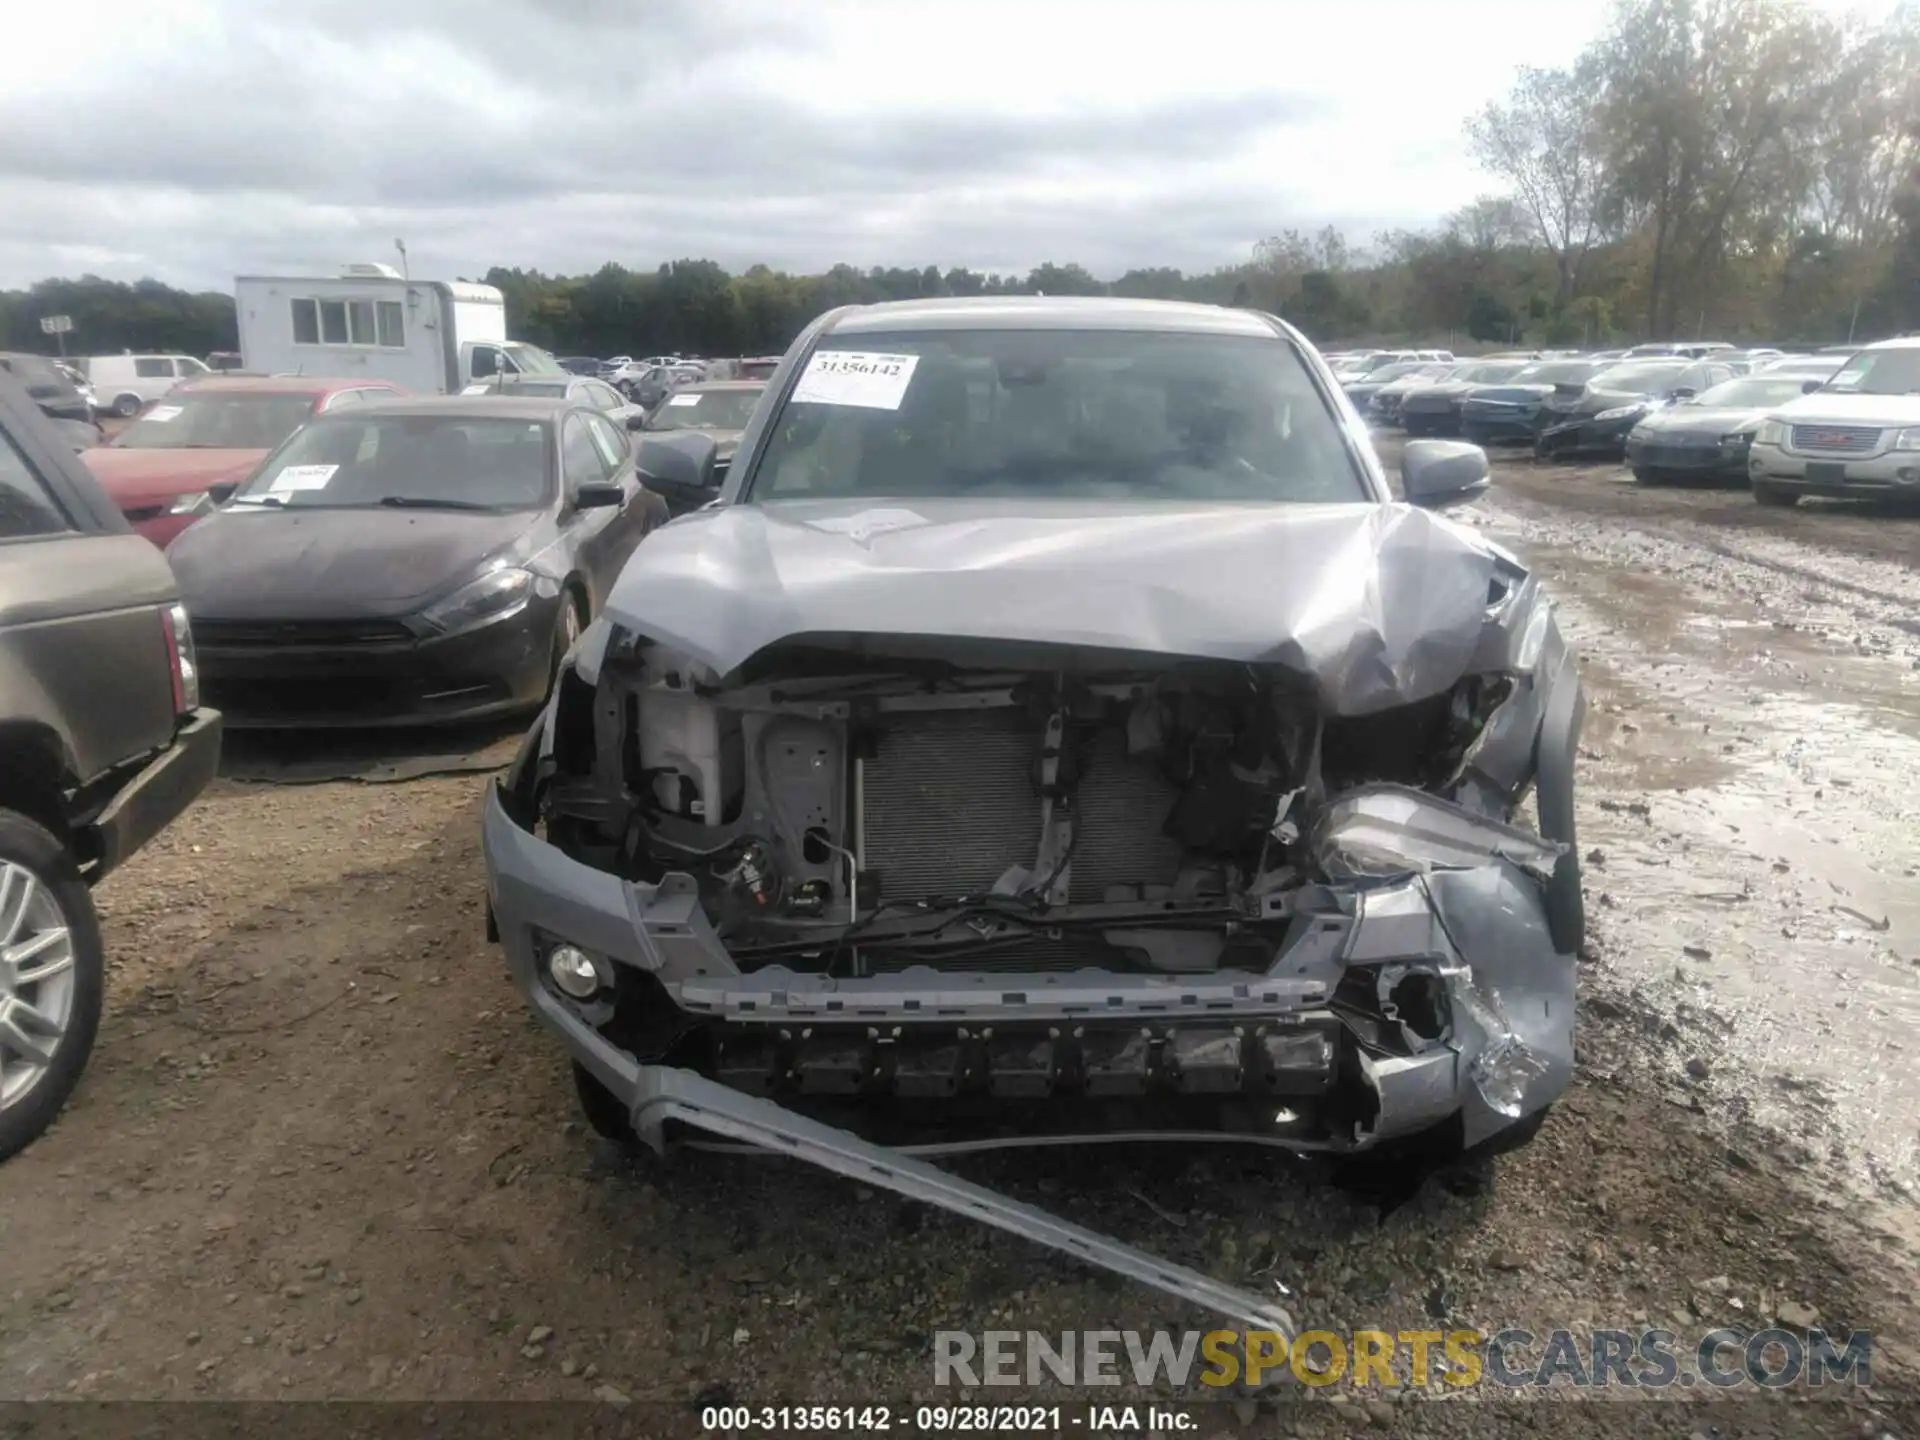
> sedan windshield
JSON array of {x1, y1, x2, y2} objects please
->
[
  {"x1": 113, "y1": 392, "x2": 318, "y2": 450},
  {"x1": 234, "y1": 414, "x2": 552, "y2": 510},
  {"x1": 1356, "y1": 362, "x2": 1427, "y2": 384},
  {"x1": 646, "y1": 388, "x2": 764, "y2": 431},
  {"x1": 1824, "y1": 348, "x2": 1920, "y2": 396},
  {"x1": 1688, "y1": 377, "x2": 1810, "y2": 409},
  {"x1": 1508, "y1": 361, "x2": 1599, "y2": 386},
  {"x1": 1590, "y1": 362, "x2": 1689, "y2": 394},
  {"x1": 1452, "y1": 361, "x2": 1527, "y2": 385},
  {"x1": 748, "y1": 329, "x2": 1366, "y2": 504}
]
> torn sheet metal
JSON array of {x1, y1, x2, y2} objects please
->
[
  {"x1": 606, "y1": 497, "x2": 1513, "y2": 715},
  {"x1": 631, "y1": 1065, "x2": 1298, "y2": 1341},
  {"x1": 1313, "y1": 783, "x2": 1567, "y2": 881}
]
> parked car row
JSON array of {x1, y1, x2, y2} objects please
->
[
  {"x1": 77, "y1": 367, "x2": 772, "y2": 732},
  {"x1": 0, "y1": 352, "x2": 781, "y2": 1159},
  {"x1": 1354, "y1": 336, "x2": 1920, "y2": 509}
]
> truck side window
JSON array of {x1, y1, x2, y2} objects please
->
[
  {"x1": 0, "y1": 430, "x2": 74, "y2": 539},
  {"x1": 134, "y1": 358, "x2": 171, "y2": 379},
  {"x1": 470, "y1": 348, "x2": 498, "y2": 380}
]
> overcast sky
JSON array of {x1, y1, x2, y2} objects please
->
[{"x1": 0, "y1": 0, "x2": 1896, "y2": 290}]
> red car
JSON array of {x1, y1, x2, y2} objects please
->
[{"x1": 82, "y1": 377, "x2": 406, "y2": 547}]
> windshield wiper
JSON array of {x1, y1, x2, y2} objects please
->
[
  {"x1": 229, "y1": 494, "x2": 286, "y2": 507},
  {"x1": 375, "y1": 495, "x2": 497, "y2": 511}
]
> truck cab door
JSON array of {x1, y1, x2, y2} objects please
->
[{"x1": 463, "y1": 345, "x2": 524, "y2": 390}]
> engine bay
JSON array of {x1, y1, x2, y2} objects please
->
[{"x1": 536, "y1": 633, "x2": 1520, "y2": 980}]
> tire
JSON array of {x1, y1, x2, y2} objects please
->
[
  {"x1": 1753, "y1": 482, "x2": 1799, "y2": 508},
  {"x1": 572, "y1": 1061, "x2": 638, "y2": 1145},
  {"x1": 112, "y1": 394, "x2": 142, "y2": 419},
  {"x1": 0, "y1": 810, "x2": 104, "y2": 1163}
]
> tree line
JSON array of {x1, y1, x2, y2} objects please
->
[{"x1": 1, "y1": 0, "x2": 1914, "y2": 363}]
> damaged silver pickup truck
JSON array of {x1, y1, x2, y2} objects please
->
[{"x1": 483, "y1": 297, "x2": 1585, "y2": 1332}]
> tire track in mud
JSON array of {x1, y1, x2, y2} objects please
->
[{"x1": 1465, "y1": 474, "x2": 1920, "y2": 1215}]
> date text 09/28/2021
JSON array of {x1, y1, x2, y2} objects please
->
[{"x1": 700, "y1": 1405, "x2": 1177, "y2": 1433}]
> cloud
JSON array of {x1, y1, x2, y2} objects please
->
[{"x1": 0, "y1": 0, "x2": 1717, "y2": 290}]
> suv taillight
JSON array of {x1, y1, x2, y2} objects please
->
[{"x1": 160, "y1": 603, "x2": 200, "y2": 715}]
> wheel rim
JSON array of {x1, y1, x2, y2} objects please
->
[
  {"x1": 0, "y1": 861, "x2": 76, "y2": 1112},
  {"x1": 563, "y1": 601, "x2": 581, "y2": 651}
]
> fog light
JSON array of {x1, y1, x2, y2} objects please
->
[{"x1": 547, "y1": 944, "x2": 601, "y2": 999}]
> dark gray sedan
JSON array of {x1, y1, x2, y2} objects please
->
[
  {"x1": 1623, "y1": 373, "x2": 1822, "y2": 485},
  {"x1": 167, "y1": 395, "x2": 669, "y2": 727}
]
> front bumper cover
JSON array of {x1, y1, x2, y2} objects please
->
[{"x1": 482, "y1": 763, "x2": 1576, "y2": 1327}]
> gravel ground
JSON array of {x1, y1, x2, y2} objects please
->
[{"x1": 3, "y1": 442, "x2": 1918, "y2": 1437}]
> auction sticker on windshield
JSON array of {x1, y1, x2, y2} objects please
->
[
  {"x1": 791, "y1": 351, "x2": 919, "y2": 410},
  {"x1": 667, "y1": 393, "x2": 703, "y2": 407},
  {"x1": 144, "y1": 405, "x2": 183, "y2": 423},
  {"x1": 269, "y1": 464, "x2": 338, "y2": 493}
]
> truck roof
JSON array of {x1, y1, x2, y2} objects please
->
[{"x1": 233, "y1": 276, "x2": 504, "y2": 307}]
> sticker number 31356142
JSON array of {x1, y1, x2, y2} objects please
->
[{"x1": 790, "y1": 351, "x2": 920, "y2": 411}]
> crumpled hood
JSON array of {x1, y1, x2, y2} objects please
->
[
  {"x1": 1462, "y1": 384, "x2": 1555, "y2": 407},
  {"x1": 1636, "y1": 405, "x2": 1769, "y2": 437},
  {"x1": 168, "y1": 507, "x2": 537, "y2": 617},
  {"x1": 82, "y1": 446, "x2": 267, "y2": 508},
  {"x1": 1405, "y1": 379, "x2": 1480, "y2": 401},
  {"x1": 606, "y1": 497, "x2": 1513, "y2": 714}
]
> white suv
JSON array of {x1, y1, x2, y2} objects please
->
[{"x1": 1745, "y1": 337, "x2": 1920, "y2": 507}]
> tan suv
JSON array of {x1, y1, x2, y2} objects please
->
[{"x1": 0, "y1": 373, "x2": 221, "y2": 1158}]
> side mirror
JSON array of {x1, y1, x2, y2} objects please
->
[
  {"x1": 1401, "y1": 439, "x2": 1490, "y2": 509},
  {"x1": 1802, "y1": 379, "x2": 1822, "y2": 393},
  {"x1": 571, "y1": 482, "x2": 624, "y2": 510},
  {"x1": 635, "y1": 432, "x2": 722, "y2": 514},
  {"x1": 1670, "y1": 386, "x2": 1696, "y2": 400},
  {"x1": 624, "y1": 413, "x2": 648, "y2": 431}
]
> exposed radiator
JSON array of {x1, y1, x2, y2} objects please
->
[{"x1": 859, "y1": 709, "x2": 1185, "y2": 906}]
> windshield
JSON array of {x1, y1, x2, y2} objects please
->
[
  {"x1": 506, "y1": 344, "x2": 563, "y2": 376},
  {"x1": 0, "y1": 355, "x2": 75, "y2": 400},
  {"x1": 1508, "y1": 361, "x2": 1597, "y2": 386},
  {"x1": 234, "y1": 414, "x2": 552, "y2": 510},
  {"x1": 494, "y1": 379, "x2": 571, "y2": 398},
  {"x1": 1824, "y1": 348, "x2": 1920, "y2": 396},
  {"x1": 1454, "y1": 361, "x2": 1527, "y2": 385},
  {"x1": 1591, "y1": 362, "x2": 1688, "y2": 394},
  {"x1": 1689, "y1": 378, "x2": 1810, "y2": 409},
  {"x1": 646, "y1": 387, "x2": 764, "y2": 431},
  {"x1": 1360, "y1": 362, "x2": 1427, "y2": 383},
  {"x1": 748, "y1": 329, "x2": 1366, "y2": 505},
  {"x1": 113, "y1": 392, "x2": 317, "y2": 450}
]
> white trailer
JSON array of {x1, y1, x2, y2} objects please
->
[{"x1": 233, "y1": 263, "x2": 562, "y2": 394}]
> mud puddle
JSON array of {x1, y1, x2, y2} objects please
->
[{"x1": 1469, "y1": 494, "x2": 1920, "y2": 1198}]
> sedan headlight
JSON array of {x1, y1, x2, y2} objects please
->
[
  {"x1": 1893, "y1": 427, "x2": 1920, "y2": 452},
  {"x1": 1720, "y1": 427, "x2": 1758, "y2": 447},
  {"x1": 167, "y1": 490, "x2": 214, "y2": 516},
  {"x1": 1595, "y1": 405, "x2": 1647, "y2": 422},
  {"x1": 1755, "y1": 420, "x2": 1787, "y2": 446},
  {"x1": 419, "y1": 566, "x2": 535, "y2": 637}
]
